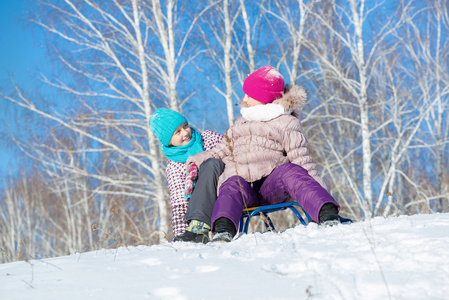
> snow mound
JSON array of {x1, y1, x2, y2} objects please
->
[{"x1": 1, "y1": 213, "x2": 449, "y2": 300}]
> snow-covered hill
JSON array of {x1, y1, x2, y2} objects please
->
[{"x1": 1, "y1": 213, "x2": 449, "y2": 300}]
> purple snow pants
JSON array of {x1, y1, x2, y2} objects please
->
[{"x1": 211, "y1": 163, "x2": 340, "y2": 232}]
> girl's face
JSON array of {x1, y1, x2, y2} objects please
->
[
  {"x1": 243, "y1": 94, "x2": 264, "y2": 107},
  {"x1": 169, "y1": 123, "x2": 192, "y2": 147}
]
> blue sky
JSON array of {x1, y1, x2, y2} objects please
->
[{"x1": 0, "y1": 0, "x2": 48, "y2": 188}]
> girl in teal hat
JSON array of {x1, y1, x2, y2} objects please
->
[{"x1": 149, "y1": 108, "x2": 224, "y2": 243}]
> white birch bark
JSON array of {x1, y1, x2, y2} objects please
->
[
  {"x1": 223, "y1": 0, "x2": 235, "y2": 126},
  {"x1": 132, "y1": 0, "x2": 167, "y2": 242},
  {"x1": 150, "y1": 0, "x2": 179, "y2": 111},
  {"x1": 350, "y1": 0, "x2": 373, "y2": 217},
  {"x1": 239, "y1": 0, "x2": 255, "y2": 73},
  {"x1": 433, "y1": 3, "x2": 446, "y2": 211}
]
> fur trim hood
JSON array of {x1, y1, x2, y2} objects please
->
[
  {"x1": 273, "y1": 85, "x2": 307, "y2": 112},
  {"x1": 239, "y1": 85, "x2": 307, "y2": 114}
]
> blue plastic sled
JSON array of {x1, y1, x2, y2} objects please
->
[{"x1": 238, "y1": 201, "x2": 353, "y2": 234}]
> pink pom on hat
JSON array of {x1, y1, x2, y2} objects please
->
[{"x1": 242, "y1": 65, "x2": 285, "y2": 104}]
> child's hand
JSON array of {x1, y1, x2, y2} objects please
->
[
  {"x1": 184, "y1": 163, "x2": 198, "y2": 200},
  {"x1": 185, "y1": 157, "x2": 194, "y2": 171}
]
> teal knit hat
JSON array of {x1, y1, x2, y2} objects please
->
[{"x1": 149, "y1": 108, "x2": 188, "y2": 146}]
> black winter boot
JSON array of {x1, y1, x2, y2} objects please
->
[
  {"x1": 318, "y1": 203, "x2": 340, "y2": 227},
  {"x1": 173, "y1": 231, "x2": 209, "y2": 244},
  {"x1": 211, "y1": 217, "x2": 236, "y2": 243}
]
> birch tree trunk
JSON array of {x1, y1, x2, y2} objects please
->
[
  {"x1": 223, "y1": 0, "x2": 234, "y2": 126},
  {"x1": 132, "y1": 0, "x2": 168, "y2": 242},
  {"x1": 239, "y1": 0, "x2": 255, "y2": 73},
  {"x1": 433, "y1": 2, "x2": 447, "y2": 211},
  {"x1": 149, "y1": 0, "x2": 179, "y2": 111},
  {"x1": 350, "y1": 0, "x2": 373, "y2": 216}
]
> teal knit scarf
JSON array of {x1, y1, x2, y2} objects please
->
[{"x1": 162, "y1": 128, "x2": 204, "y2": 163}]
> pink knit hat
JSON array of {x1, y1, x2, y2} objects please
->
[{"x1": 242, "y1": 65, "x2": 285, "y2": 104}]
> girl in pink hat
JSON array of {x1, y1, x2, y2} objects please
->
[{"x1": 187, "y1": 65, "x2": 341, "y2": 242}]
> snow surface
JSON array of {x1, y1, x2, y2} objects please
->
[{"x1": 1, "y1": 213, "x2": 449, "y2": 300}]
